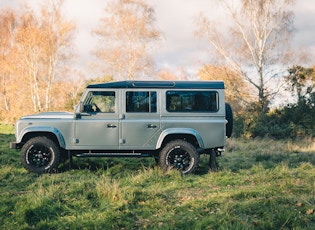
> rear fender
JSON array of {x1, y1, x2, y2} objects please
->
[{"x1": 156, "y1": 128, "x2": 204, "y2": 149}]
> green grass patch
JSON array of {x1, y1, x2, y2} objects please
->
[{"x1": 1, "y1": 125, "x2": 314, "y2": 229}]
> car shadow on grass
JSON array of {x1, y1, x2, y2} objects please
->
[
  {"x1": 57, "y1": 156, "x2": 157, "y2": 174},
  {"x1": 57, "y1": 154, "x2": 216, "y2": 176}
]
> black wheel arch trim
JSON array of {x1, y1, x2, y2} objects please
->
[{"x1": 18, "y1": 126, "x2": 66, "y2": 149}]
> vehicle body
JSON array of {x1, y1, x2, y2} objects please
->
[{"x1": 10, "y1": 80, "x2": 233, "y2": 174}]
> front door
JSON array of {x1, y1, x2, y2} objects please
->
[{"x1": 74, "y1": 90, "x2": 119, "y2": 149}]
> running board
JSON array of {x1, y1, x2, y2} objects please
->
[{"x1": 74, "y1": 152, "x2": 144, "y2": 157}]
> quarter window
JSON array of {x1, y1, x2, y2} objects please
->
[
  {"x1": 166, "y1": 91, "x2": 218, "y2": 112},
  {"x1": 126, "y1": 91, "x2": 157, "y2": 113}
]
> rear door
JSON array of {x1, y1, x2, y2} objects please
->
[{"x1": 120, "y1": 89, "x2": 160, "y2": 149}]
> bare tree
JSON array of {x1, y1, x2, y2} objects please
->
[
  {"x1": 0, "y1": 2, "x2": 78, "y2": 122},
  {"x1": 0, "y1": 10, "x2": 16, "y2": 112},
  {"x1": 93, "y1": 0, "x2": 161, "y2": 80},
  {"x1": 40, "y1": 0, "x2": 76, "y2": 111},
  {"x1": 15, "y1": 11, "x2": 44, "y2": 112},
  {"x1": 196, "y1": 0, "x2": 295, "y2": 114},
  {"x1": 15, "y1": 1, "x2": 75, "y2": 112}
]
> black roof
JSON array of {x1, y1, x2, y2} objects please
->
[{"x1": 87, "y1": 80, "x2": 224, "y2": 89}]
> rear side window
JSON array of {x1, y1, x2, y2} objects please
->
[
  {"x1": 126, "y1": 91, "x2": 157, "y2": 113},
  {"x1": 166, "y1": 91, "x2": 218, "y2": 112}
]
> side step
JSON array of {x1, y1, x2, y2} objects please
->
[{"x1": 74, "y1": 152, "x2": 144, "y2": 157}]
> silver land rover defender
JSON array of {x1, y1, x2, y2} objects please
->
[{"x1": 10, "y1": 81, "x2": 233, "y2": 174}]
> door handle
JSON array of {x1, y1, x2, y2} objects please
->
[
  {"x1": 107, "y1": 124, "x2": 117, "y2": 128},
  {"x1": 147, "y1": 124, "x2": 157, "y2": 129}
]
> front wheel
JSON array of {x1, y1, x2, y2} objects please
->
[
  {"x1": 159, "y1": 140, "x2": 199, "y2": 174},
  {"x1": 20, "y1": 136, "x2": 60, "y2": 174}
]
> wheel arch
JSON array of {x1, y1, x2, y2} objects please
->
[
  {"x1": 18, "y1": 126, "x2": 66, "y2": 149},
  {"x1": 156, "y1": 128, "x2": 204, "y2": 149}
]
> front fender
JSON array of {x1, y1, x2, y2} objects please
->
[
  {"x1": 156, "y1": 128, "x2": 204, "y2": 149},
  {"x1": 17, "y1": 126, "x2": 66, "y2": 149}
]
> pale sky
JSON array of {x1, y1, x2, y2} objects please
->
[{"x1": 1, "y1": 0, "x2": 315, "y2": 79}]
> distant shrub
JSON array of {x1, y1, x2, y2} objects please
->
[{"x1": 233, "y1": 98, "x2": 314, "y2": 139}]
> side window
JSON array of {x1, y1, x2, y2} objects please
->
[
  {"x1": 126, "y1": 91, "x2": 157, "y2": 113},
  {"x1": 83, "y1": 91, "x2": 115, "y2": 113},
  {"x1": 166, "y1": 91, "x2": 218, "y2": 112}
]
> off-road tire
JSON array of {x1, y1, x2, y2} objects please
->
[
  {"x1": 20, "y1": 136, "x2": 60, "y2": 174},
  {"x1": 159, "y1": 139, "x2": 199, "y2": 174}
]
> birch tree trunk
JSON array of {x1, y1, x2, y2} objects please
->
[{"x1": 196, "y1": 0, "x2": 295, "y2": 114}]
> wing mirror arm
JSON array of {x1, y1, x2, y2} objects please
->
[
  {"x1": 74, "y1": 102, "x2": 91, "y2": 118},
  {"x1": 78, "y1": 101, "x2": 84, "y2": 113}
]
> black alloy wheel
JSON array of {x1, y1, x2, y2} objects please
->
[
  {"x1": 20, "y1": 136, "x2": 60, "y2": 174},
  {"x1": 159, "y1": 139, "x2": 199, "y2": 174}
]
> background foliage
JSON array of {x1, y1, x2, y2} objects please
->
[
  {"x1": 0, "y1": 0, "x2": 314, "y2": 140},
  {"x1": 233, "y1": 98, "x2": 315, "y2": 139}
]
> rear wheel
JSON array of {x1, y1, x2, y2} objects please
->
[
  {"x1": 159, "y1": 139, "x2": 199, "y2": 174},
  {"x1": 20, "y1": 136, "x2": 60, "y2": 174}
]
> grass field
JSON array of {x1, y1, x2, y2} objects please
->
[{"x1": 0, "y1": 124, "x2": 314, "y2": 229}]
